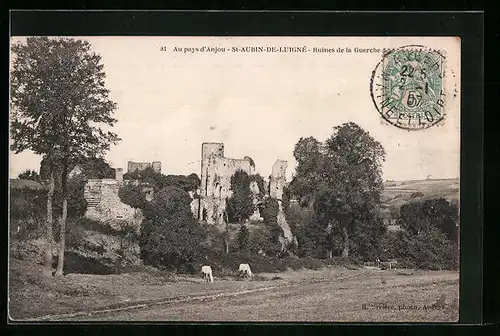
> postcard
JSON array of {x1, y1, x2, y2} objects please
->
[{"x1": 9, "y1": 36, "x2": 460, "y2": 322}]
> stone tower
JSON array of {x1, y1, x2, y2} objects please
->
[
  {"x1": 152, "y1": 161, "x2": 162, "y2": 173},
  {"x1": 269, "y1": 159, "x2": 288, "y2": 200},
  {"x1": 200, "y1": 142, "x2": 225, "y2": 197}
]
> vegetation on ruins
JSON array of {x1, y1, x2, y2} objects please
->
[
  {"x1": 140, "y1": 186, "x2": 205, "y2": 271},
  {"x1": 123, "y1": 167, "x2": 200, "y2": 193},
  {"x1": 10, "y1": 37, "x2": 120, "y2": 276},
  {"x1": 249, "y1": 173, "x2": 266, "y2": 196},
  {"x1": 118, "y1": 184, "x2": 149, "y2": 210},
  {"x1": 260, "y1": 198, "x2": 284, "y2": 247},
  {"x1": 226, "y1": 170, "x2": 255, "y2": 223}
]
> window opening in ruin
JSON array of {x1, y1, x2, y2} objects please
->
[
  {"x1": 219, "y1": 186, "x2": 222, "y2": 197},
  {"x1": 202, "y1": 208, "x2": 207, "y2": 221}
]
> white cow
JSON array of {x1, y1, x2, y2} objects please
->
[
  {"x1": 201, "y1": 265, "x2": 214, "y2": 283},
  {"x1": 238, "y1": 263, "x2": 252, "y2": 278}
]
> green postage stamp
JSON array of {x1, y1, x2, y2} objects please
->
[{"x1": 370, "y1": 45, "x2": 447, "y2": 130}]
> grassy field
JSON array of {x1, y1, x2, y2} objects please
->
[
  {"x1": 9, "y1": 257, "x2": 459, "y2": 322},
  {"x1": 382, "y1": 178, "x2": 459, "y2": 209}
]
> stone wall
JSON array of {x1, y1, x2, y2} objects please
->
[
  {"x1": 197, "y1": 142, "x2": 255, "y2": 224},
  {"x1": 127, "y1": 161, "x2": 161, "y2": 174},
  {"x1": 269, "y1": 159, "x2": 288, "y2": 200},
  {"x1": 84, "y1": 179, "x2": 144, "y2": 231},
  {"x1": 83, "y1": 168, "x2": 145, "y2": 232}
]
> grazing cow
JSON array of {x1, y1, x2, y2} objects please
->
[
  {"x1": 238, "y1": 263, "x2": 252, "y2": 278},
  {"x1": 201, "y1": 265, "x2": 214, "y2": 283}
]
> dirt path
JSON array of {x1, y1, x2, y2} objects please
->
[{"x1": 55, "y1": 269, "x2": 459, "y2": 322}]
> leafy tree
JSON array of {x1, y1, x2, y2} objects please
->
[
  {"x1": 282, "y1": 188, "x2": 316, "y2": 257},
  {"x1": 319, "y1": 122, "x2": 386, "y2": 258},
  {"x1": 383, "y1": 227, "x2": 458, "y2": 270},
  {"x1": 41, "y1": 156, "x2": 115, "y2": 181},
  {"x1": 226, "y1": 170, "x2": 254, "y2": 223},
  {"x1": 421, "y1": 198, "x2": 459, "y2": 243},
  {"x1": 288, "y1": 137, "x2": 323, "y2": 207},
  {"x1": 261, "y1": 198, "x2": 283, "y2": 244},
  {"x1": 10, "y1": 37, "x2": 120, "y2": 276},
  {"x1": 397, "y1": 198, "x2": 458, "y2": 243},
  {"x1": 140, "y1": 186, "x2": 205, "y2": 270},
  {"x1": 289, "y1": 123, "x2": 386, "y2": 259},
  {"x1": 10, "y1": 187, "x2": 47, "y2": 239},
  {"x1": 397, "y1": 202, "x2": 427, "y2": 235},
  {"x1": 118, "y1": 184, "x2": 148, "y2": 210},
  {"x1": 18, "y1": 169, "x2": 41, "y2": 182}
]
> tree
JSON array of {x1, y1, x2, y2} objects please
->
[
  {"x1": 289, "y1": 123, "x2": 386, "y2": 259},
  {"x1": 18, "y1": 169, "x2": 41, "y2": 182},
  {"x1": 226, "y1": 170, "x2": 255, "y2": 223},
  {"x1": 288, "y1": 137, "x2": 323, "y2": 207},
  {"x1": 41, "y1": 156, "x2": 115, "y2": 181},
  {"x1": 319, "y1": 122, "x2": 386, "y2": 258},
  {"x1": 118, "y1": 184, "x2": 148, "y2": 210},
  {"x1": 397, "y1": 198, "x2": 458, "y2": 243},
  {"x1": 140, "y1": 186, "x2": 205, "y2": 270},
  {"x1": 397, "y1": 202, "x2": 428, "y2": 235},
  {"x1": 261, "y1": 198, "x2": 283, "y2": 244},
  {"x1": 10, "y1": 37, "x2": 120, "y2": 276}
]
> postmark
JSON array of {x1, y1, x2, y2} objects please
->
[{"x1": 370, "y1": 45, "x2": 447, "y2": 130}]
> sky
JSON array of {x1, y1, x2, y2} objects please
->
[{"x1": 9, "y1": 36, "x2": 461, "y2": 182}]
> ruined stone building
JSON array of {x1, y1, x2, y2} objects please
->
[
  {"x1": 193, "y1": 142, "x2": 256, "y2": 226},
  {"x1": 84, "y1": 168, "x2": 141, "y2": 226},
  {"x1": 83, "y1": 164, "x2": 155, "y2": 230},
  {"x1": 192, "y1": 142, "x2": 295, "y2": 244},
  {"x1": 127, "y1": 161, "x2": 161, "y2": 174},
  {"x1": 269, "y1": 159, "x2": 288, "y2": 200}
]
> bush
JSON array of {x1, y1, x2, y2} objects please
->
[
  {"x1": 118, "y1": 184, "x2": 148, "y2": 209},
  {"x1": 382, "y1": 229, "x2": 458, "y2": 270},
  {"x1": 410, "y1": 191, "x2": 425, "y2": 198},
  {"x1": 185, "y1": 249, "x2": 328, "y2": 276},
  {"x1": 140, "y1": 186, "x2": 205, "y2": 271},
  {"x1": 10, "y1": 187, "x2": 47, "y2": 240},
  {"x1": 248, "y1": 226, "x2": 283, "y2": 257},
  {"x1": 236, "y1": 224, "x2": 250, "y2": 253}
]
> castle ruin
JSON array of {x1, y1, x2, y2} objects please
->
[
  {"x1": 83, "y1": 165, "x2": 155, "y2": 230},
  {"x1": 80, "y1": 143, "x2": 295, "y2": 245},
  {"x1": 127, "y1": 161, "x2": 161, "y2": 174},
  {"x1": 269, "y1": 159, "x2": 288, "y2": 200},
  {"x1": 192, "y1": 142, "x2": 294, "y2": 244},
  {"x1": 194, "y1": 142, "x2": 256, "y2": 225}
]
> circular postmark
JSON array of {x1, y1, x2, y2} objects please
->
[{"x1": 370, "y1": 45, "x2": 447, "y2": 130}]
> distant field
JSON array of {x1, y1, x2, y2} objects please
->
[{"x1": 382, "y1": 178, "x2": 459, "y2": 209}]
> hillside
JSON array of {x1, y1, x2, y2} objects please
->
[{"x1": 382, "y1": 178, "x2": 459, "y2": 210}]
